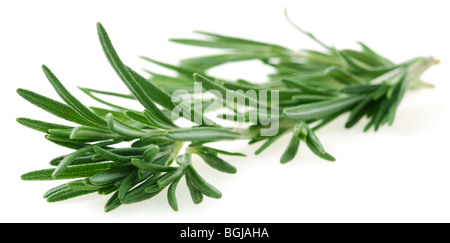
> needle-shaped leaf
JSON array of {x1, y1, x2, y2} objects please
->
[
  {"x1": 52, "y1": 145, "x2": 95, "y2": 178},
  {"x1": 196, "y1": 151, "x2": 237, "y2": 174},
  {"x1": 78, "y1": 87, "x2": 133, "y2": 111},
  {"x1": 280, "y1": 135, "x2": 300, "y2": 164},
  {"x1": 67, "y1": 179, "x2": 102, "y2": 190},
  {"x1": 117, "y1": 170, "x2": 138, "y2": 199},
  {"x1": 167, "y1": 177, "x2": 182, "y2": 211},
  {"x1": 46, "y1": 187, "x2": 97, "y2": 202},
  {"x1": 121, "y1": 173, "x2": 162, "y2": 204},
  {"x1": 131, "y1": 158, "x2": 177, "y2": 172},
  {"x1": 140, "y1": 56, "x2": 196, "y2": 77},
  {"x1": 17, "y1": 89, "x2": 101, "y2": 128},
  {"x1": 21, "y1": 162, "x2": 116, "y2": 180},
  {"x1": 291, "y1": 94, "x2": 335, "y2": 103},
  {"x1": 304, "y1": 125, "x2": 325, "y2": 154},
  {"x1": 165, "y1": 127, "x2": 241, "y2": 142},
  {"x1": 157, "y1": 169, "x2": 184, "y2": 188},
  {"x1": 144, "y1": 109, "x2": 176, "y2": 128},
  {"x1": 186, "y1": 165, "x2": 222, "y2": 199},
  {"x1": 16, "y1": 117, "x2": 73, "y2": 133},
  {"x1": 106, "y1": 113, "x2": 147, "y2": 138},
  {"x1": 185, "y1": 171, "x2": 203, "y2": 204},
  {"x1": 143, "y1": 145, "x2": 160, "y2": 162},
  {"x1": 124, "y1": 110, "x2": 155, "y2": 127},
  {"x1": 42, "y1": 65, "x2": 107, "y2": 127},
  {"x1": 283, "y1": 95, "x2": 365, "y2": 121},
  {"x1": 93, "y1": 146, "x2": 132, "y2": 163},
  {"x1": 305, "y1": 138, "x2": 336, "y2": 162},
  {"x1": 70, "y1": 126, "x2": 121, "y2": 141},
  {"x1": 193, "y1": 73, "x2": 276, "y2": 112},
  {"x1": 105, "y1": 192, "x2": 122, "y2": 212},
  {"x1": 195, "y1": 145, "x2": 246, "y2": 157},
  {"x1": 89, "y1": 166, "x2": 134, "y2": 185},
  {"x1": 325, "y1": 66, "x2": 366, "y2": 84},
  {"x1": 97, "y1": 22, "x2": 173, "y2": 125}
]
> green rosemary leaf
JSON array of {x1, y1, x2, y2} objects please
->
[
  {"x1": 372, "y1": 99, "x2": 392, "y2": 131},
  {"x1": 340, "y1": 84, "x2": 382, "y2": 94},
  {"x1": 167, "y1": 176, "x2": 182, "y2": 211},
  {"x1": 325, "y1": 66, "x2": 366, "y2": 85},
  {"x1": 283, "y1": 95, "x2": 365, "y2": 121},
  {"x1": 124, "y1": 110, "x2": 155, "y2": 127},
  {"x1": 186, "y1": 165, "x2": 222, "y2": 199},
  {"x1": 78, "y1": 87, "x2": 132, "y2": 111},
  {"x1": 97, "y1": 22, "x2": 173, "y2": 125},
  {"x1": 52, "y1": 145, "x2": 95, "y2": 178},
  {"x1": 48, "y1": 128, "x2": 72, "y2": 137},
  {"x1": 17, "y1": 89, "x2": 101, "y2": 128},
  {"x1": 372, "y1": 85, "x2": 389, "y2": 101},
  {"x1": 346, "y1": 92, "x2": 378, "y2": 128},
  {"x1": 171, "y1": 31, "x2": 290, "y2": 54},
  {"x1": 105, "y1": 192, "x2": 122, "y2": 212},
  {"x1": 284, "y1": 9, "x2": 334, "y2": 52},
  {"x1": 131, "y1": 136, "x2": 171, "y2": 147},
  {"x1": 42, "y1": 65, "x2": 107, "y2": 127},
  {"x1": 185, "y1": 171, "x2": 203, "y2": 204},
  {"x1": 16, "y1": 117, "x2": 73, "y2": 133},
  {"x1": 143, "y1": 145, "x2": 160, "y2": 162},
  {"x1": 157, "y1": 169, "x2": 184, "y2": 188},
  {"x1": 140, "y1": 56, "x2": 196, "y2": 77},
  {"x1": 46, "y1": 187, "x2": 97, "y2": 202},
  {"x1": 181, "y1": 53, "x2": 270, "y2": 72},
  {"x1": 67, "y1": 179, "x2": 102, "y2": 190},
  {"x1": 193, "y1": 73, "x2": 275, "y2": 112},
  {"x1": 357, "y1": 42, "x2": 395, "y2": 67},
  {"x1": 121, "y1": 173, "x2": 162, "y2": 204},
  {"x1": 193, "y1": 30, "x2": 291, "y2": 53},
  {"x1": 70, "y1": 126, "x2": 121, "y2": 141},
  {"x1": 43, "y1": 183, "x2": 68, "y2": 199},
  {"x1": 21, "y1": 162, "x2": 115, "y2": 180},
  {"x1": 45, "y1": 135, "x2": 88, "y2": 150},
  {"x1": 131, "y1": 158, "x2": 177, "y2": 172},
  {"x1": 195, "y1": 145, "x2": 246, "y2": 157},
  {"x1": 341, "y1": 49, "x2": 385, "y2": 67},
  {"x1": 117, "y1": 170, "x2": 138, "y2": 199},
  {"x1": 291, "y1": 94, "x2": 335, "y2": 103},
  {"x1": 196, "y1": 151, "x2": 237, "y2": 174},
  {"x1": 127, "y1": 67, "x2": 175, "y2": 110},
  {"x1": 79, "y1": 87, "x2": 134, "y2": 99},
  {"x1": 176, "y1": 150, "x2": 192, "y2": 165},
  {"x1": 97, "y1": 185, "x2": 119, "y2": 195},
  {"x1": 280, "y1": 134, "x2": 300, "y2": 164},
  {"x1": 304, "y1": 125, "x2": 325, "y2": 154},
  {"x1": 106, "y1": 113, "x2": 147, "y2": 138},
  {"x1": 93, "y1": 146, "x2": 131, "y2": 163},
  {"x1": 282, "y1": 78, "x2": 336, "y2": 95},
  {"x1": 165, "y1": 127, "x2": 241, "y2": 142},
  {"x1": 89, "y1": 107, "x2": 130, "y2": 122},
  {"x1": 143, "y1": 109, "x2": 176, "y2": 130},
  {"x1": 305, "y1": 138, "x2": 336, "y2": 162},
  {"x1": 89, "y1": 166, "x2": 134, "y2": 186},
  {"x1": 131, "y1": 67, "x2": 213, "y2": 126}
]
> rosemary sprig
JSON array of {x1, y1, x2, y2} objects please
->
[{"x1": 17, "y1": 14, "x2": 436, "y2": 212}]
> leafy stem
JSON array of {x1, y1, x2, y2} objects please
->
[{"x1": 17, "y1": 13, "x2": 436, "y2": 212}]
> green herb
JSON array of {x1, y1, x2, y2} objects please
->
[{"x1": 17, "y1": 11, "x2": 437, "y2": 212}]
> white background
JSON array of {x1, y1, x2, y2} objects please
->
[{"x1": 1, "y1": 0, "x2": 449, "y2": 223}]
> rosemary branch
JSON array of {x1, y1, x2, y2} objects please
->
[{"x1": 17, "y1": 14, "x2": 436, "y2": 212}]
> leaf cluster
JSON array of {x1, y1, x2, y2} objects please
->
[{"x1": 17, "y1": 14, "x2": 435, "y2": 212}]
